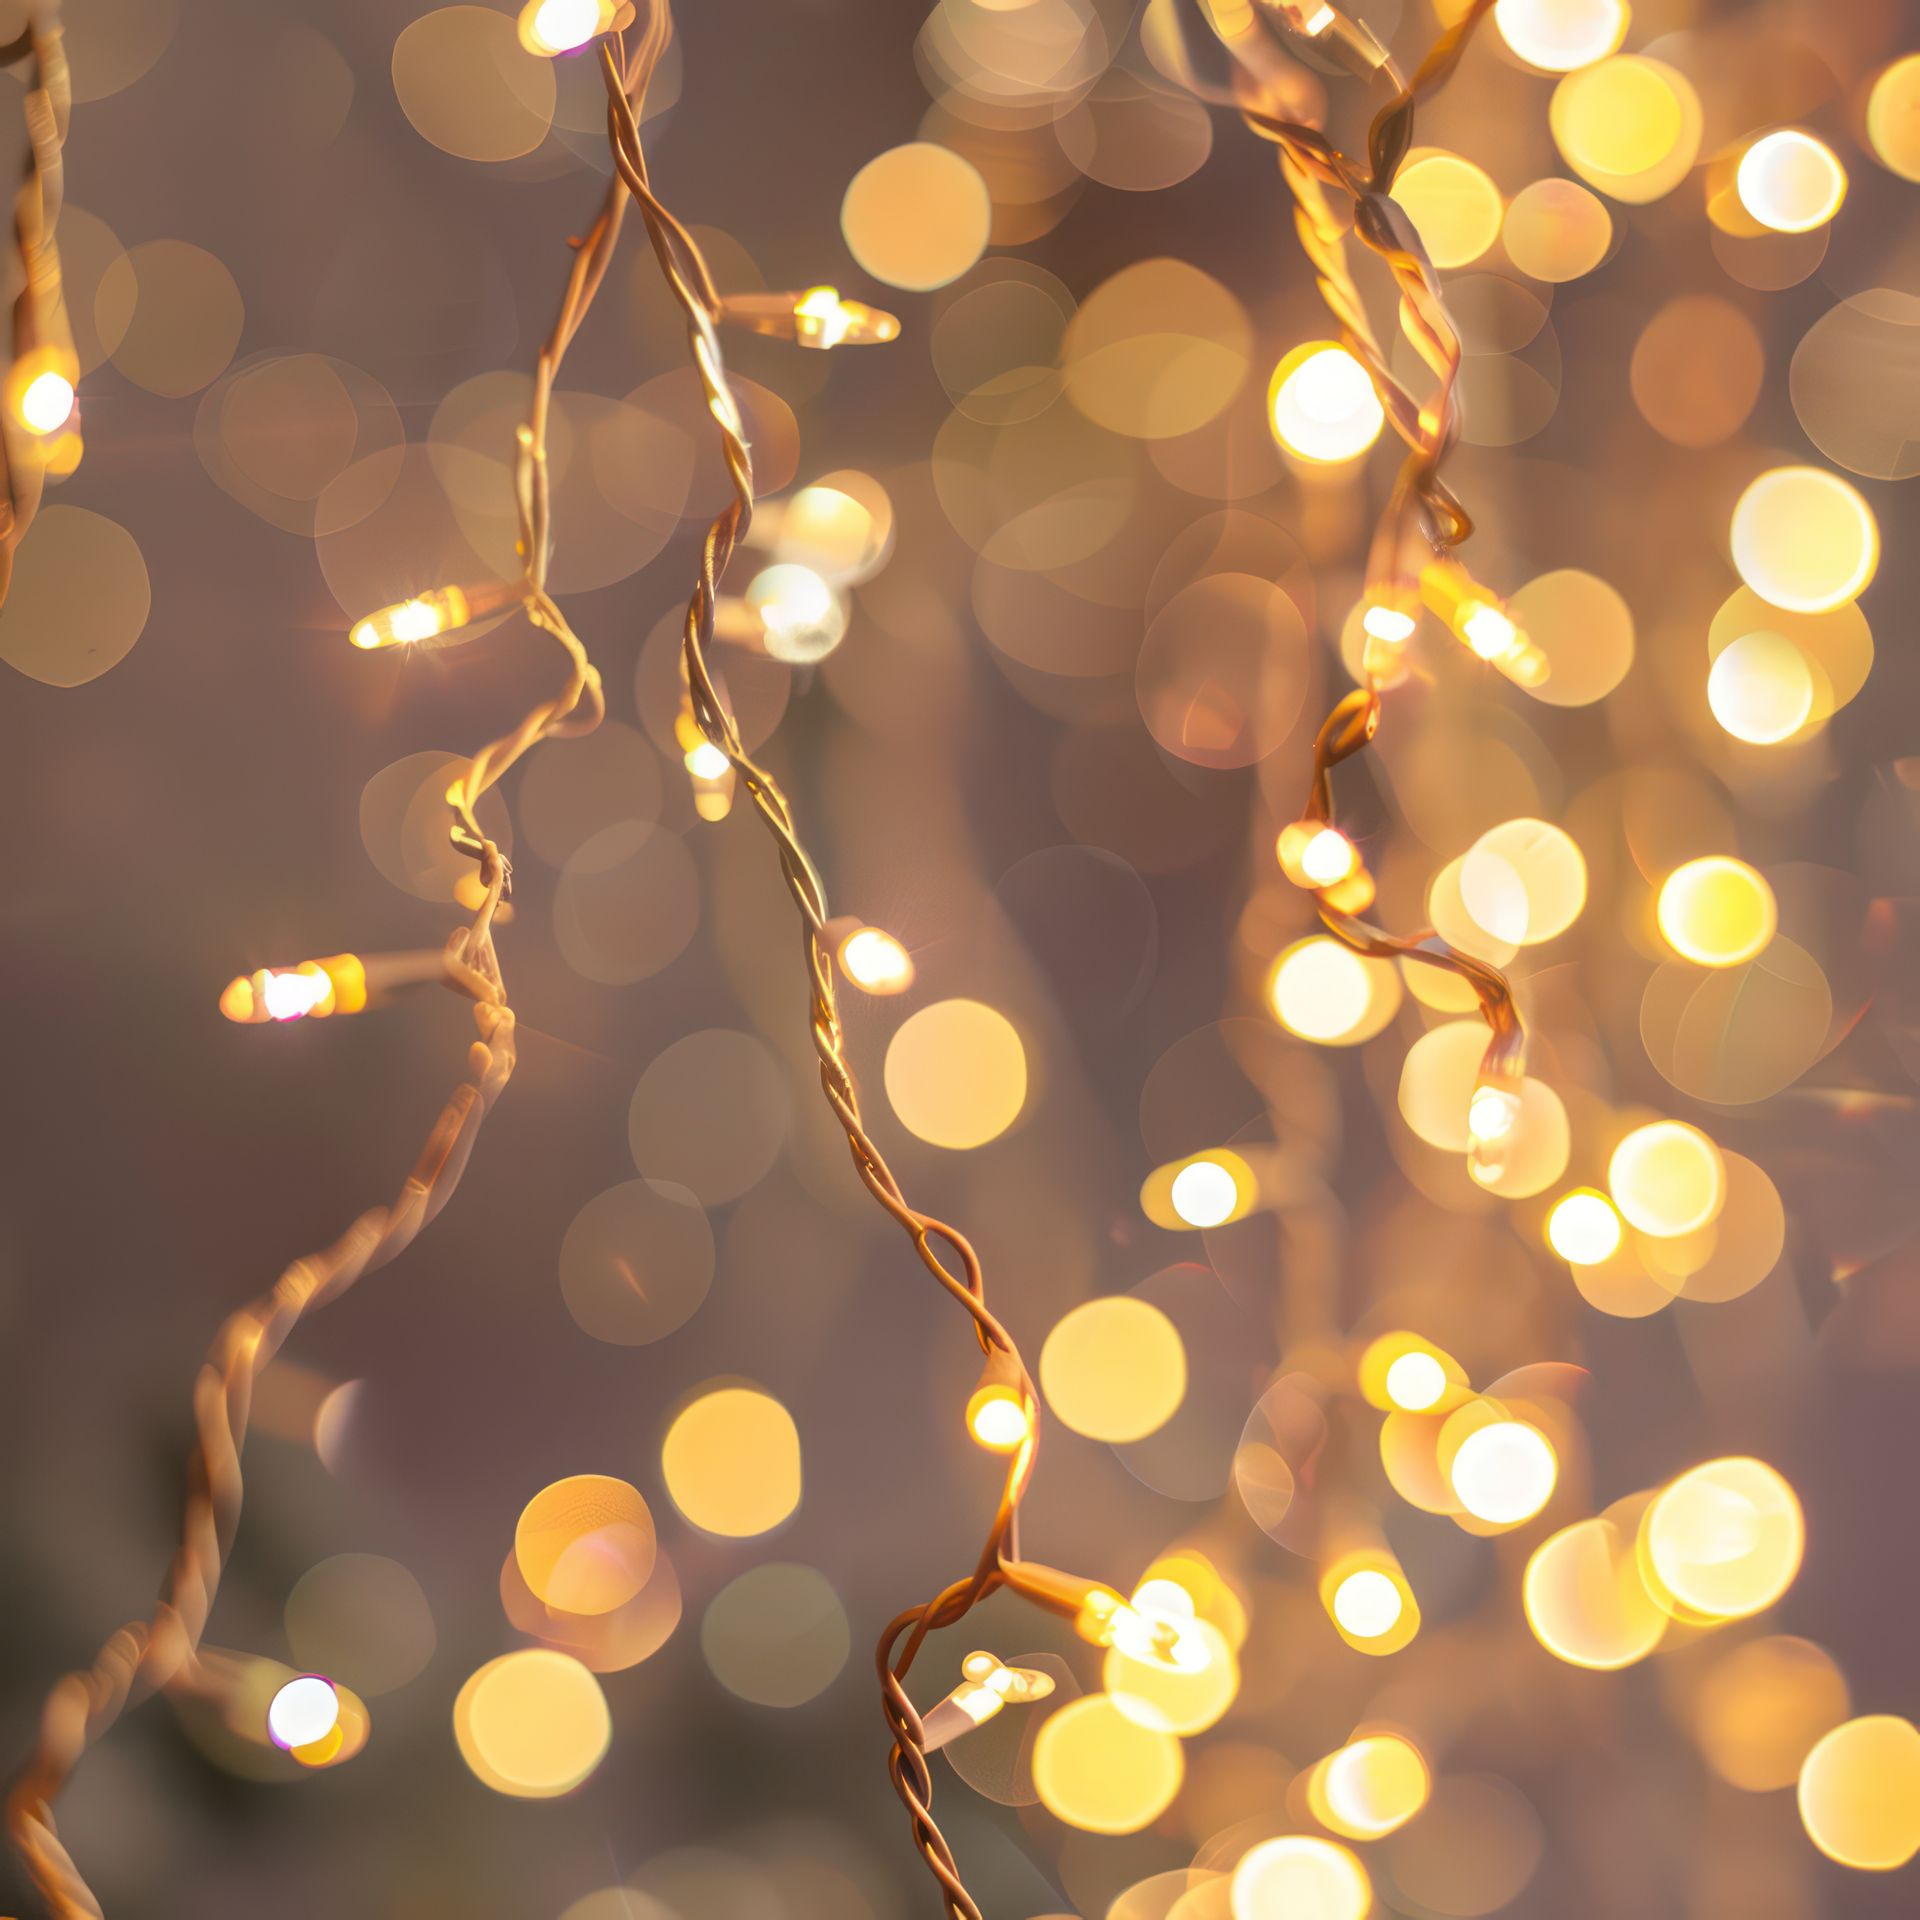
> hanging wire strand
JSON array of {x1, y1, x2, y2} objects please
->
[
  {"x1": 596, "y1": 11, "x2": 1160, "y2": 1913},
  {"x1": 1196, "y1": 0, "x2": 1527, "y2": 1104},
  {"x1": 0, "y1": 36, "x2": 661, "y2": 1910},
  {"x1": 0, "y1": 1, "x2": 78, "y2": 607}
]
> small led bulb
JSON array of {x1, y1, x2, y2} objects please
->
[
  {"x1": 6, "y1": 346, "x2": 79, "y2": 438},
  {"x1": 966, "y1": 1348, "x2": 1033, "y2": 1454},
  {"x1": 837, "y1": 926, "x2": 914, "y2": 995},
  {"x1": 350, "y1": 585, "x2": 473, "y2": 651},
  {"x1": 219, "y1": 955, "x2": 368, "y2": 1025},
  {"x1": 267, "y1": 1675, "x2": 341, "y2": 1752},
  {"x1": 1277, "y1": 820, "x2": 1361, "y2": 891},
  {"x1": 718, "y1": 287, "x2": 902, "y2": 350},
  {"x1": 1420, "y1": 562, "x2": 1549, "y2": 689},
  {"x1": 517, "y1": 0, "x2": 617, "y2": 56},
  {"x1": 746, "y1": 563, "x2": 847, "y2": 664},
  {"x1": 918, "y1": 1652, "x2": 1057, "y2": 1754},
  {"x1": 1467, "y1": 1079, "x2": 1524, "y2": 1183}
]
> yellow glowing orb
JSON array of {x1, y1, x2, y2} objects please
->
[
  {"x1": 1523, "y1": 1517, "x2": 1666, "y2": 1669},
  {"x1": 839, "y1": 926, "x2": 913, "y2": 993},
  {"x1": 660, "y1": 1386, "x2": 801, "y2": 1537},
  {"x1": 1656, "y1": 856, "x2": 1776, "y2": 967},
  {"x1": 1607, "y1": 1120, "x2": 1726, "y2": 1236},
  {"x1": 1031, "y1": 1693, "x2": 1184, "y2": 1834},
  {"x1": 1707, "y1": 631, "x2": 1815, "y2": 744},
  {"x1": 840, "y1": 144, "x2": 991, "y2": 292},
  {"x1": 1040, "y1": 1296, "x2": 1186, "y2": 1444},
  {"x1": 1547, "y1": 1189, "x2": 1623, "y2": 1265},
  {"x1": 1696, "y1": 1636, "x2": 1849, "y2": 1792},
  {"x1": 18, "y1": 369, "x2": 75, "y2": 435},
  {"x1": 883, "y1": 998, "x2": 1027, "y2": 1149},
  {"x1": 514, "y1": 1475, "x2": 655, "y2": 1617},
  {"x1": 1450, "y1": 1421, "x2": 1557, "y2": 1525},
  {"x1": 1798, "y1": 1715, "x2": 1920, "y2": 1870},
  {"x1": 1385, "y1": 1350, "x2": 1448, "y2": 1412},
  {"x1": 1493, "y1": 0, "x2": 1628, "y2": 71},
  {"x1": 1736, "y1": 130, "x2": 1847, "y2": 233},
  {"x1": 1314, "y1": 1733, "x2": 1431, "y2": 1839},
  {"x1": 1392, "y1": 151, "x2": 1505, "y2": 269},
  {"x1": 1730, "y1": 466, "x2": 1879, "y2": 614},
  {"x1": 453, "y1": 1649, "x2": 611, "y2": 1798},
  {"x1": 1230, "y1": 1834, "x2": 1371, "y2": 1920},
  {"x1": 1105, "y1": 1618, "x2": 1238, "y2": 1736},
  {"x1": 267, "y1": 1675, "x2": 340, "y2": 1751},
  {"x1": 1269, "y1": 936, "x2": 1400, "y2": 1045},
  {"x1": 1867, "y1": 56, "x2": 1920, "y2": 183},
  {"x1": 1645, "y1": 1457, "x2": 1803, "y2": 1620},
  {"x1": 1171, "y1": 1159, "x2": 1240, "y2": 1229},
  {"x1": 1268, "y1": 343, "x2": 1384, "y2": 463},
  {"x1": 1331, "y1": 1569, "x2": 1404, "y2": 1639},
  {"x1": 1550, "y1": 55, "x2": 1701, "y2": 202}
]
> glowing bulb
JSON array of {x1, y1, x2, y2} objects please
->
[
  {"x1": 517, "y1": 0, "x2": 615, "y2": 55},
  {"x1": 1233, "y1": 1836, "x2": 1372, "y2": 1920},
  {"x1": 350, "y1": 585, "x2": 473, "y2": 651},
  {"x1": 1363, "y1": 603, "x2": 1417, "y2": 645},
  {"x1": 1450, "y1": 1420, "x2": 1557, "y2": 1525},
  {"x1": 1269, "y1": 343, "x2": 1385, "y2": 463},
  {"x1": 1385, "y1": 1350, "x2": 1448, "y2": 1412},
  {"x1": 1468, "y1": 1080, "x2": 1524, "y2": 1181},
  {"x1": 268, "y1": 1675, "x2": 341, "y2": 1752},
  {"x1": 722, "y1": 286, "x2": 903, "y2": 350},
  {"x1": 1608, "y1": 1120, "x2": 1726, "y2": 1237},
  {"x1": 1331, "y1": 1569, "x2": 1404, "y2": 1638},
  {"x1": 1420, "y1": 561, "x2": 1549, "y2": 687},
  {"x1": 1656, "y1": 856, "x2": 1776, "y2": 967},
  {"x1": 1300, "y1": 827, "x2": 1359, "y2": 886},
  {"x1": 1547, "y1": 1189, "x2": 1623, "y2": 1265},
  {"x1": 1736, "y1": 130, "x2": 1847, "y2": 233},
  {"x1": 219, "y1": 954, "x2": 368, "y2": 1025},
  {"x1": 17, "y1": 368, "x2": 74, "y2": 435},
  {"x1": 1708, "y1": 632, "x2": 1814, "y2": 745},
  {"x1": 1073, "y1": 1585, "x2": 1210, "y2": 1673},
  {"x1": 966, "y1": 1386, "x2": 1031, "y2": 1453},
  {"x1": 1730, "y1": 467, "x2": 1878, "y2": 614},
  {"x1": 746, "y1": 562, "x2": 847, "y2": 664},
  {"x1": 685, "y1": 741, "x2": 730, "y2": 782},
  {"x1": 1493, "y1": 0, "x2": 1627, "y2": 71},
  {"x1": 838, "y1": 926, "x2": 915, "y2": 994},
  {"x1": 1170, "y1": 1159, "x2": 1239, "y2": 1228}
]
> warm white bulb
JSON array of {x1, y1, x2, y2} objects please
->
[
  {"x1": 1332, "y1": 1569, "x2": 1404, "y2": 1639},
  {"x1": 1547, "y1": 1190, "x2": 1623, "y2": 1266},
  {"x1": 1170, "y1": 1159, "x2": 1239, "y2": 1228},
  {"x1": 1300, "y1": 827, "x2": 1358, "y2": 887},
  {"x1": 268, "y1": 1675, "x2": 340, "y2": 1751},
  {"x1": 685, "y1": 741, "x2": 730, "y2": 781},
  {"x1": 1384, "y1": 1350, "x2": 1447, "y2": 1412},
  {"x1": 1736, "y1": 130, "x2": 1847, "y2": 234},
  {"x1": 18, "y1": 369, "x2": 74, "y2": 435},
  {"x1": 1451, "y1": 1421, "x2": 1557, "y2": 1524}
]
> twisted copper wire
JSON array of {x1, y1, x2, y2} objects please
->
[
  {"x1": 0, "y1": 2, "x2": 73, "y2": 607},
  {"x1": 0, "y1": 45, "x2": 655, "y2": 1915},
  {"x1": 596, "y1": 13, "x2": 1130, "y2": 1913},
  {"x1": 1231, "y1": 2, "x2": 1526, "y2": 1068}
]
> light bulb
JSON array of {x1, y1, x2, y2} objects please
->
[
  {"x1": 350, "y1": 585, "x2": 473, "y2": 651},
  {"x1": 1450, "y1": 1419, "x2": 1557, "y2": 1525},
  {"x1": 1546, "y1": 1189, "x2": 1622, "y2": 1265},
  {"x1": 1269, "y1": 343, "x2": 1385, "y2": 463},
  {"x1": 1468, "y1": 1079, "x2": 1525, "y2": 1183},
  {"x1": 684, "y1": 741, "x2": 730, "y2": 782},
  {"x1": 918, "y1": 1652, "x2": 1056, "y2": 1753},
  {"x1": 1736, "y1": 130, "x2": 1847, "y2": 234},
  {"x1": 790, "y1": 286, "x2": 900, "y2": 349},
  {"x1": 1331, "y1": 1568, "x2": 1404, "y2": 1639},
  {"x1": 1169, "y1": 1158, "x2": 1239, "y2": 1228},
  {"x1": 966, "y1": 1347, "x2": 1034, "y2": 1453},
  {"x1": 1384, "y1": 1349, "x2": 1448, "y2": 1412},
  {"x1": 517, "y1": 0, "x2": 616, "y2": 55},
  {"x1": 1420, "y1": 561, "x2": 1549, "y2": 688},
  {"x1": 267, "y1": 1675, "x2": 341, "y2": 1752},
  {"x1": 16, "y1": 368, "x2": 74, "y2": 435},
  {"x1": 746, "y1": 563, "x2": 847, "y2": 664},
  {"x1": 1300, "y1": 827, "x2": 1359, "y2": 886},
  {"x1": 838, "y1": 926, "x2": 915, "y2": 994},
  {"x1": 219, "y1": 955, "x2": 368, "y2": 1025},
  {"x1": 1362, "y1": 602, "x2": 1417, "y2": 646}
]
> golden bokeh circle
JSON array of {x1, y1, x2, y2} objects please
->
[
  {"x1": 1040, "y1": 1296, "x2": 1186, "y2": 1443},
  {"x1": 884, "y1": 999, "x2": 1028, "y2": 1149},
  {"x1": 661, "y1": 1386, "x2": 801, "y2": 1538},
  {"x1": 841, "y1": 143, "x2": 992, "y2": 291}
]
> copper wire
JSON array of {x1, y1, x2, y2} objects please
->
[
  {"x1": 0, "y1": 40, "x2": 656, "y2": 1916},
  {"x1": 0, "y1": 2, "x2": 75, "y2": 607},
  {"x1": 1236, "y1": 0, "x2": 1526, "y2": 1081},
  {"x1": 596, "y1": 11, "x2": 1144, "y2": 1913}
]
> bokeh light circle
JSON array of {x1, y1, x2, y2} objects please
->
[
  {"x1": 884, "y1": 999, "x2": 1027, "y2": 1149},
  {"x1": 1040, "y1": 1297, "x2": 1186, "y2": 1443},
  {"x1": 1730, "y1": 466, "x2": 1878, "y2": 613}
]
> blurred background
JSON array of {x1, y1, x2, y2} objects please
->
[{"x1": 2, "y1": 0, "x2": 1918, "y2": 1915}]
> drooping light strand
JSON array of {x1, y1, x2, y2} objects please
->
[
  {"x1": 0, "y1": 8, "x2": 81, "y2": 611},
  {"x1": 591, "y1": 16, "x2": 1208, "y2": 1913}
]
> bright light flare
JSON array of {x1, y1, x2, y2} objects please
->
[
  {"x1": 1547, "y1": 1188, "x2": 1623, "y2": 1265},
  {"x1": 1736, "y1": 130, "x2": 1847, "y2": 233},
  {"x1": 1450, "y1": 1419, "x2": 1557, "y2": 1525},
  {"x1": 267, "y1": 1674, "x2": 341, "y2": 1752},
  {"x1": 350, "y1": 585, "x2": 473, "y2": 651},
  {"x1": 517, "y1": 0, "x2": 616, "y2": 56},
  {"x1": 1269, "y1": 343, "x2": 1385, "y2": 463},
  {"x1": 837, "y1": 926, "x2": 914, "y2": 994},
  {"x1": 1169, "y1": 1158, "x2": 1239, "y2": 1228}
]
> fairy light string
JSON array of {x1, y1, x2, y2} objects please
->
[
  {"x1": 1183, "y1": 0, "x2": 1535, "y2": 1175},
  {"x1": 0, "y1": 32, "x2": 683, "y2": 1914},
  {"x1": 593, "y1": 11, "x2": 1205, "y2": 1915},
  {"x1": 0, "y1": 1, "x2": 81, "y2": 607}
]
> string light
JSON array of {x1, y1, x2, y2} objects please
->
[
  {"x1": 836, "y1": 925, "x2": 915, "y2": 995},
  {"x1": 265, "y1": 1677, "x2": 341, "y2": 1754},
  {"x1": 0, "y1": 9, "x2": 80, "y2": 609},
  {"x1": 916, "y1": 1653, "x2": 1056, "y2": 1756}
]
